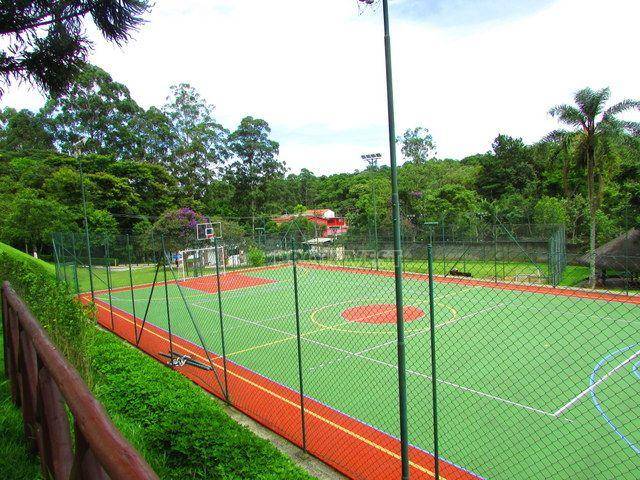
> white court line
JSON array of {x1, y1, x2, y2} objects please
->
[
  {"x1": 554, "y1": 348, "x2": 640, "y2": 417},
  {"x1": 195, "y1": 303, "x2": 556, "y2": 417},
  {"x1": 309, "y1": 303, "x2": 506, "y2": 373}
]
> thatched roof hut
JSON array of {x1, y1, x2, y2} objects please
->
[{"x1": 577, "y1": 228, "x2": 640, "y2": 272}]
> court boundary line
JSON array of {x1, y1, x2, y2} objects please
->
[
  {"x1": 89, "y1": 262, "x2": 292, "y2": 297},
  {"x1": 82, "y1": 294, "x2": 484, "y2": 480},
  {"x1": 106, "y1": 279, "x2": 292, "y2": 303}
]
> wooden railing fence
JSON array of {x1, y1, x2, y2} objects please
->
[{"x1": 2, "y1": 281, "x2": 159, "y2": 480}]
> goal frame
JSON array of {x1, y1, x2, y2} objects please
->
[{"x1": 178, "y1": 245, "x2": 226, "y2": 280}]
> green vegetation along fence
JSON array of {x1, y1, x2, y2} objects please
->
[
  {"x1": 2, "y1": 281, "x2": 159, "y2": 480},
  {"x1": 52, "y1": 228, "x2": 640, "y2": 480}
]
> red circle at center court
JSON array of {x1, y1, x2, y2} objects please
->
[{"x1": 341, "y1": 304, "x2": 424, "y2": 324}]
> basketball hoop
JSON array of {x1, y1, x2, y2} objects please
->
[
  {"x1": 196, "y1": 222, "x2": 222, "y2": 241},
  {"x1": 357, "y1": 0, "x2": 381, "y2": 14}
]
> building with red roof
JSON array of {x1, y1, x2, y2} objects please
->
[{"x1": 273, "y1": 209, "x2": 348, "y2": 238}]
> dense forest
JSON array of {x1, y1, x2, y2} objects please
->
[{"x1": 1, "y1": 66, "x2": 639, "y2": 257}]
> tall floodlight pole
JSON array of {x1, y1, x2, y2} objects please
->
[
  {"x1": 75, "y1": 138, "x2": 94, "y2": 300},
  {"x1": 380, "y1": 1, "x2": 410, "y2": 478},
  {"x1": 362, "y1": 153, "x2": 382, "y2": 270}
]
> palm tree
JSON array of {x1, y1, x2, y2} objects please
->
[
  {"x1": 543, "y1": 130, "x2": 574, "y2": 199},
  {"x1": 545, "y1": 87, "x2": 640, "y2": 288}
]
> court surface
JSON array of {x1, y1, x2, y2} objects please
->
[{"x1": 92, "y1": 262, "x2": 640, "y2": 480}]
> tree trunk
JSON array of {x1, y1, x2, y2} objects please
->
[
  {"x1": 587, "y1": 152, "x2": 597, "y2": 288},
  {"x1": 562, "y1": 154, "x2": 570, "y2": 199},
  {"x1": 589, "y1": 211, "x2": 597, "y2": 288}
]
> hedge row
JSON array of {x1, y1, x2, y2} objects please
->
[{"x1": 0, "y1": 243, "x2": 313, "y2": 479}]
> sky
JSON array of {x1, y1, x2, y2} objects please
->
[{"x1": 2, "y1": 0, "x2": 639, "y2": 175}]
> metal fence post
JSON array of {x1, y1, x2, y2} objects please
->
[
  {"x1": 52, "y1": 235, "x2": 61, "y2": 282},
  {"x1": 71, "y1": 233, "x2": 80, "y2": 295},
  {"x1": 493, "y1": 225, "x2": 498, "y2": 283},
  {"x1": 105, "y1": 238, "x2": 115, "y2": 330},
  {"x1": 441, "y1": 220, "x2": 446, "y2": 275},
  {"x1": 59, "y1": 235, "x2": 69, "y2": 284},
  {"x1": 380, "y1": 0, "x2": 410, "y2": 475},
  {"x1": 85, "y1": 230, "x2": 95, "y2": 302},
  {"x1": 291, "y1": 239, "x2": 307, "y2": 452},
  {"x1": 161, "y1": 236, "x2": 174, "y2": 362},
  {"x1": 150, "y1": 231, "x2": 157, "y2": 264},
  {"x1": 427, "y1": 244, "x2": 440, "y2": 479},
  {"x1": 126, "y1": 235, "x2": 138, "y2": 340},
  {"x1": 214, "y1": 237, "x2": 230, "y2": 403}
]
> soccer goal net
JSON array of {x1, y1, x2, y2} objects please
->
[{"x1": 178, "y1": 246, "x2": 226, "y2": 280}]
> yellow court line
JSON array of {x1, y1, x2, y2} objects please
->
[{"x1": 92, "y1": 302, "x2": 445, "y2": 480}]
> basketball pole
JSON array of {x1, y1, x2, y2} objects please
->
[{"x1": 380, "y1": 1, "x2": 410, "y2": 478}]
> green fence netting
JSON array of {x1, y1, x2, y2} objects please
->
[{"x1": 51, "y1": 227, "x2": 640, "y2": 480}]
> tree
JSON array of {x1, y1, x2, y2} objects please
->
[
  {"x1": 226, "y1": 116, "x2": 284, "y2": 226},
  {"x1": 107, "y1": 160, "x2": 176, "y2": 220},
  {"x1": 350, "y1": 175, "x2": 392, "y2": 239},
  {"x1": 540, "y1": 132, "x2": 574, "y2": 199},
  {"x1": 86, "y1": 208, "x2": 119, "y2": 241},
  {"x1": 151, "y1": 208, "x2": 209, "y2": 253},
  {"x1": 84, "y1": 172, "x2": 140, "y2": 232},
  {"x1": 399, "y1": 127, "x2": 436, "y2": 164},
  {"x1": 408, "y1": 184, "x2": 483, "y2": 238},
  {"x1": 134, "y1": 106, "x2": 177, "y2": 164},
  {"x1": 476, "y1": 135, "x2": 538, "y2": 200},
  {"x1": 546, "y1": 87, "x2": 640, "y2": 287},
  {"x1": 0, "y1": 0, "x2": 150, "y2": 97},
  {"x1": 0, "y1": 107, "x2": 53, "y2": 150},
  {"x1": 162, "y1": 84, "x2": 229, "y2": 201},
  {"x1": 0, "y1": 189, "x2": 76, "y2": 253},
  {"x1": 533, "y1": 196, "x2": 567, "y2": 225},
  {"x1": 41, "y1": 65, "x2": 144, "y2": 157}
]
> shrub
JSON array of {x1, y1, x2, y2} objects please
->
[
  {"x1": 0, "y1": 244, "x2": 94, "y2": 382},
  {"x1": 247, "y1": 246, "x2": 266, "y2": 267}
]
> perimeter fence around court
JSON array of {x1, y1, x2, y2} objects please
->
[{"x1": 52, "y1": 229, "x2": 639, "y2": 480}]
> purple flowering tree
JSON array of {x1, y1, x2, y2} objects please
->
[{"x1": 152, "y1": 207, "x2": 209, "y2": 252}]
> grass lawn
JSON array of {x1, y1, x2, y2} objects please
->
[{"x1": 0, "y1": 242, "x2": 55, "y2": 275}]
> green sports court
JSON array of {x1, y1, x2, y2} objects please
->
[{"x1": 91, "y1": 261, "x2": 640, "y2": 480}]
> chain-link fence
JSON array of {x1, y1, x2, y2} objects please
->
[{"x1": 52, "y1": 227, "x2": 640, "y2": 480}]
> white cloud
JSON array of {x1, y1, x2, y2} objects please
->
[{"x1": 2, "y1": 0, "x2": 639, "y2": 174}]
